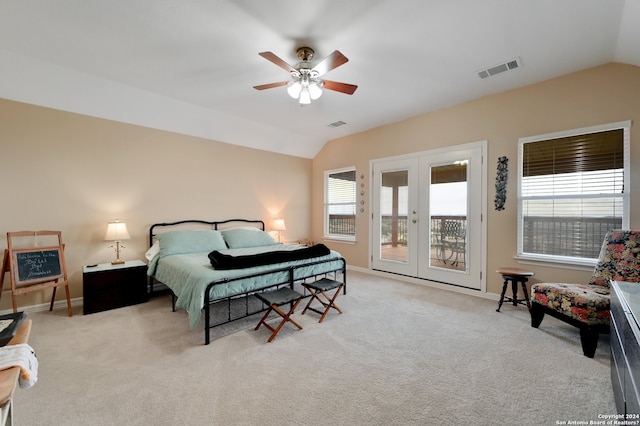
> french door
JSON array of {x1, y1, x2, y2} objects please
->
[{"x1": 371, "y1": 142, "x2": 486, "y2": 290}]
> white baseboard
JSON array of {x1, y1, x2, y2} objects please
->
[
  {"x1": 0, "y1": 297, "x2": 83, "y2": 316},
  {"x1": 346, "y1": 265, "x2": 501, "y2": 301}
]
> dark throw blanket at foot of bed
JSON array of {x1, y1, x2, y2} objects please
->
[{"x1": 208, "y1": 244, "x2": 331, "y2": 270}]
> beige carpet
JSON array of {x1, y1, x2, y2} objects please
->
[{"x1": 14, "y1": 271, "x2": 614, "y2": 425}]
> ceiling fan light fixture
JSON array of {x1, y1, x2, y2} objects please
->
[
  {"x1": 308, "y1": 82, "x2": 322, "y2": 100},
  {"x1": 255, "y1": 48, "x2": 356, "y2": 104},
  {"x1": 287, "y1": 81, "x2": 302, "y2": 98},
  {"x1": 299, "y1": 87, "x2": 312, "y2": 104}
]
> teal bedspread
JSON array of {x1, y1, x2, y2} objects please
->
[{"x1": 148, "y1": 245, "x2": 344, "y2": 328}]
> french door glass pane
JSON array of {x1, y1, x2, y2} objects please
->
[
  {"x1": 380, "y1": 170, "x2": 408, "y2": 262},
  {"x1": 429, "y1": 162, "x2": 468, "y2": 271}
]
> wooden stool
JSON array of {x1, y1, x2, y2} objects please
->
[
  {"x1": 496, "y1": 267, "x2": 534, "y2": 312},
  {"x1": 301, "y1": 278, "x2": 344, "y2": 323},
  {"x1": 254, "y1": 287, "x2": 303, "y2": 342}
]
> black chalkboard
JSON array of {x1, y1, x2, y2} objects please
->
[{"x1": 13, "y1": 248, "x2": 63, "y2": 284}]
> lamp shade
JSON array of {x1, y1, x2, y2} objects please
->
[
  {"x1": 298, "y1": 88, "x2": 311, "y2": 105},
  {"x1": 272, "y1": 218, "x2": 286, "y2": 231},
  {"x1": 287, "y1": 81, "x2": 302, "y2": 98},
  {"x1": 104, "y1": 220, "x2": 130, "y2": 241},
  {"x1": 308, "y1": 82, "x2": 323, "y2": 100}
]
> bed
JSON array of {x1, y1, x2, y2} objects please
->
[{"x1": 146, "y1": 219, "x2": 346, "y2": 344}]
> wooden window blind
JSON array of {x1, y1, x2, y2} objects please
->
[{"x1": 520, "y1": 128, "x2": 625, "y2": 260}]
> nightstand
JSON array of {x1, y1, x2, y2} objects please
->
[{"x1": 83, "y1": 260, "x2": 148, "y2": 314}]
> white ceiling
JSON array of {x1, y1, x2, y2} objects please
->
[{"x1": 1, "y1": 0, "x2": 639, "y2": 158}]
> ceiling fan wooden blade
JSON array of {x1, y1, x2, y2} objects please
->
[
  {"x1": 253, "y1": 81, "x2": 289, "y2": 90},
  {"x1": 313, "y1": 50, "x2": 348, "y2": 76},
  {"x1": 322, "y1": 80, "x2": 358, "y2": 95},
  {"x1": 258, "y1": 52, "x2": 296, "y2": 73}
]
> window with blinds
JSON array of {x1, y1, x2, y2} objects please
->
[
  {"x1": 325, "y1": 168, "x2": 357, "y2": 240},
  {"x1": 518, "y1": 122, "x2": 630, "y2": 262}
]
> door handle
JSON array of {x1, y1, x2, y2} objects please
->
[{"x1": 412, "y1": 219, "x2": 417, "y2": 224}]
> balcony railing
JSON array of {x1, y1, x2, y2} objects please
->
[
  {"x1": 327, "y1": 214, "x2": 469, "y2": 242},
  {"x1": 331, "y1": 214, "x2": 619, "y2": 259},
  {"x1": 522, "y1": 216, "x2": 622, "y2": 259},
  {"x1": 379, "y1": 215, "x2": 467, "y2": 245},
  {"x1": 328, "y1": 214, "x2": 356, "y2": 236}
]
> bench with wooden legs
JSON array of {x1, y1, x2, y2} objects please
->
[
  {"x1": 302, "y1": 278, "x2": 344, "y2": 323},
  {"x1": 254, "y1": 287, "x2": 303, "y2": 342}
]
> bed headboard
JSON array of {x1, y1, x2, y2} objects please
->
[{"x1": 148, "y1": 219, "x2": 265, "y2": 247}]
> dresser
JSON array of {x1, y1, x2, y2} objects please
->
[{"x1": 610, "y1": 280, "x2": 640, "y2": 416}]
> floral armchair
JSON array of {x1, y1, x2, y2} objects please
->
[{"x1": 530, "y1": 230, "x2": 640, "y2": 358}]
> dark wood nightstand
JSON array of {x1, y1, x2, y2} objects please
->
[{"x1": 83, "y1": 260, "x2": 148, "y2": 314}]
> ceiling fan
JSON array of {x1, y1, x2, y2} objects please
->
[{"x1": 253, "y1": 47, "x2": 358, "y2": 105}]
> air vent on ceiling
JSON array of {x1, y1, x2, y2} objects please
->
[
  {"x1": 477, "y1": 57, "x2": 522, "y2": 79},
  {"x1": 328, "y1": 120, "x2": 347, "y2": 128}
]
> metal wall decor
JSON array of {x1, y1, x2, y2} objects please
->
[
  {"x1": 359, "y1": 173, "x2": 366, "y2": 213},
  {"x1": 494, "y1": 156, "x2": 508, "y2": 211}
]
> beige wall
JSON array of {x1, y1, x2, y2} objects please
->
[
  {"x1": 0, "y1": 99, "x2": 312, "y2": 311},
  {"x1": 313, "y1": 62, "x2": 640, "y2": 295},
  {"x1": 2, "y1": 62, "x2": 638, "y2": 310}
]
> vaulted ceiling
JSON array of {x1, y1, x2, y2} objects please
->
[{"x1": 1, "y1": 0, "x2": 638, "y2": 158}]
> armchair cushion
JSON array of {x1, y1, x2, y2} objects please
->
[{"x1": 530, "y1": 283, "x2": 610, "y2": 326}]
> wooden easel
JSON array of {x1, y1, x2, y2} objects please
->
[{"x1": 0, "y1": 231, "x2": 73, "y2": 316}]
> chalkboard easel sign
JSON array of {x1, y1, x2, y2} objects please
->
[
  {"x1": 0, "y1": 230, "x2": 73, "y2": 316},
  {"x1": 12, "y1": 247, "x2": 64, "y2": 285}
]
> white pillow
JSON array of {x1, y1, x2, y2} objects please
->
[
  {"x1": 156, "y1": 230, "x2": 227, "y2": 256},
  {"x1": 145, "y1": 241, "x2": 160, "y2": 261}
]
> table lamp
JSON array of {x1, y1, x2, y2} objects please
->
[
  {"x1": 104, "y1": 220, "x2": 130, "y2": 264},
  {"x1": 272, "y1": 218, "x2": 286, "y2": 242}
]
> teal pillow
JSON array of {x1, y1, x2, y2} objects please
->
[
  {"x1": 156, "y1": 230, "x2": 226, "y2": 256},
  {"x1": 221, "y1": 228, "x2": 278, "y2": 249}
]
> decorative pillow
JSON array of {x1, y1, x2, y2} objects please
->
[
  {"x1": 156, "y1": 230, "x2": 227, "y2": 256},
  {"x1": 221, "y1": 228, "x2": 278, "y2": 249}
]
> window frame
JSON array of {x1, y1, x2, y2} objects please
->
[
  {"x1": 516, "y1": 120, "x2": 631, "y2": 268},
  {"x1": 324, "y1": 166, "x2": 357, "y2": 243}
]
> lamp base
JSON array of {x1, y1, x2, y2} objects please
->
[{"x1": 111, "y1": 259, "x2": 125, "y2": 265}]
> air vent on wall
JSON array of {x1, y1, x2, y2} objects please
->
[
  {"x1": 328, "y1": 120, "x2": 347, "y2": 128},
  {"x1": 477, "y1": 57, "x2": 522, "y2": 79}
]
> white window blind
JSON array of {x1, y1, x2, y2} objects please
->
[
  {"x1": 325, "y1": 169, "x2": 356, "y2": 238},
  {"x1": 519, "y1": 125, "x2": 628, "y2": 261}
]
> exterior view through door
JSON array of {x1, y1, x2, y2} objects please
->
[{"x1": 371, "y1": 142, "x2": 486, "y2": 291}]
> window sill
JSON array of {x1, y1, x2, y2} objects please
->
[
  {"x1": 323, "y1": 236, "x2": 357, "y2": 245},
  {"x1": 514, "y1": 255, "x2": 595, "y2": 272}
]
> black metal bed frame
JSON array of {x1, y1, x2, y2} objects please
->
[{"x1": 148, "y1": 219, "x2": 347, "y2": 345}]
